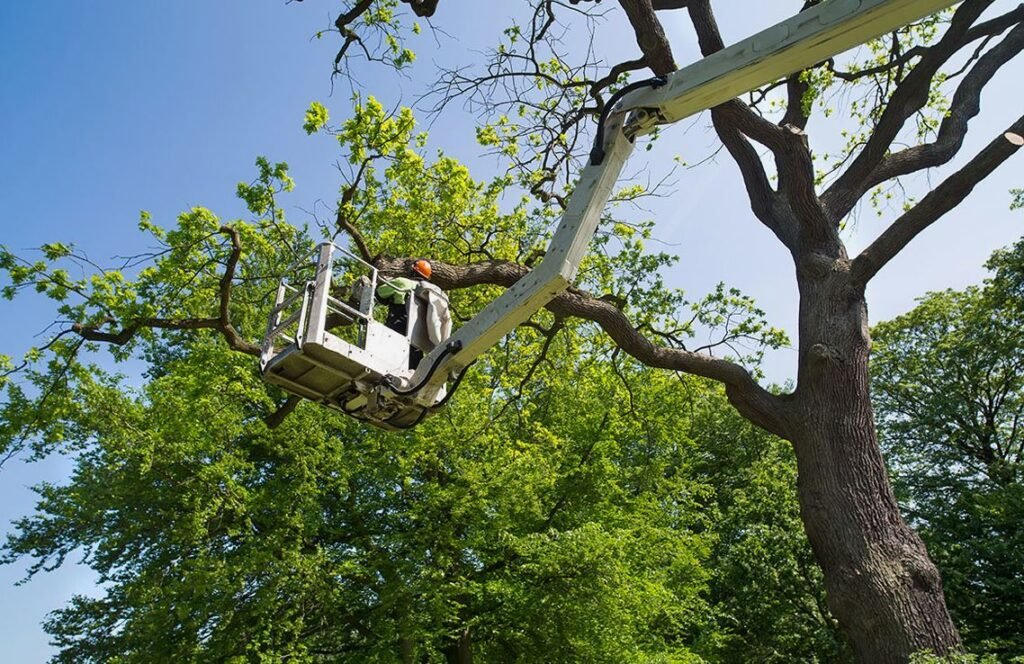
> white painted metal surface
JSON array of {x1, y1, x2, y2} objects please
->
[
  {"x1": 622, "y1": 0, "x2": 958, "y2": 132},
  {"x1": 260, "y1": 243, "x2": 439, "y2": 428}
]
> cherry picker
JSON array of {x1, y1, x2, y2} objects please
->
[{"x1": 260, "y1": 0, "x2": 957, "y2": 429}]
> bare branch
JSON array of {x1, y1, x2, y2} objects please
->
[
  {"x1": 841, "y1": 19, "x2": 1024, "y2": 199},
  {"x1": 821, "y1": 0, "x2": 1001, "y2": 221},
  {"x1": 851, "y1": 118, "x2": 1024, "y2": 286},
  {"x1": 375, "y1": 256, "x2": 790, "y2": 435},
  {"x1": 686, "y1": 1, "x2": 831, "y2": 245},
  {"x1": 335, "y1": 159, "x2": 375, "y2": 262},
  {"x1": 710, "y1": 109, "x2": 794, "y2": 247},
  {"x1": 588, "y1": 57, "x2": 647, "y2": 97},
  {"x1": 684, "y1": 0, "x2": 723, "y2": 54}
]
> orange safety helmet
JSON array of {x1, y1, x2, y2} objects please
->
[{"x1": 412, "y1": 259, "x2": 432, "y2": 280}]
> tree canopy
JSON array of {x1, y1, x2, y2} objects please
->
[
  {"x1": 3, "y1": 0, "x2": 1024, "y2": 661},
  {"x1": 1, "y1": 97, "x2": 836, "y2": 661}
]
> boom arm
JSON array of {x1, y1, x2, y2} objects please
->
[{"x1": 397, "y1": 0, "x2": 957, "y2": 406}]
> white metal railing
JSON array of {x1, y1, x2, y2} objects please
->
[
  {"x1": 261, "y1": 242, "x2": 412, "y2": 367},
  {"x1": 260, "y1": 280, "x2": 311, "y2": 367}
]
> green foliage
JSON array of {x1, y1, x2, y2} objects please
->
[
  {"x1": 302, "y1": 101, "x2": 329, "y2": 135},
  {"x1": 236, "y1": 156, "x2": 294, "y2": 217},
  {"x1": 0, "y1": 160, "x2": 307, "y2": 463},
  {"x1": 3, "y1": 331, "x2": 840, "y2": 661},
  {"x1": 871, "y1": 238, "x2": 1024, "y2": 659}
]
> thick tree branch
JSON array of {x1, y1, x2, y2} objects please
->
[
  {"x1": 375, "y1": 256, "x2": 790, "y2": 435},
  {"x1": 73, "y1": 316, "x2": 219, "y2": 344},
  {"x1": 963, "y1": 3, "x2": 1024, "y2": 43},
  {"x1": 71, "y1": 226, "x2": 261, "y2": 357},
  {"x1": 588, "y1": 58, "x2": 648, "y2": 98},
  {"x1": 684, "y1": 0, "x2": 724, "y2": 54},
  {"x1": 618, "y1": 0, "x2": 677, "y2": 75},
  {"x1": 264, "y1": 395, "x2": 302, "y2": 429},
  {"x1": 832, "y1": 17, "x2": 1024, "y2": 213},
  {"x1": 821, "y1": 0, "x2": 999, "y2": 221},
  {"x1": 712, "y1": 102, "x2": 832, "y2": 245},
  {"x1": 688, "y1": 1, "x2": 830, "y2": 245},
  {"x1": 851, "y1": 118, "x2": 1024, "y2": 286},
  {"x1": 710, "y1": 109, "x2": 795, "y2": 248},
  {"x1": 332, "y1": 0, "x2": 375, "y2": 30},
  {"x1": 403, "y1": 0, "x2": 439, "y2": 17},
  {"x1": 216, "y1": 225, "x2": 259, "y2": 354}
]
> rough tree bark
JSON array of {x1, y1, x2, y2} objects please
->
[{"x1": 790, "y1": 249, "x2": 962, "y2": 659}]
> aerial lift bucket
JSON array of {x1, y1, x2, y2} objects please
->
[{"x1": 260, "y1": 242, "x2": 449, "y2": 429}]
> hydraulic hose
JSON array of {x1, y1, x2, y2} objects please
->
[
  {"x1": 589, "y1": 75, "x2": 667, "y2": 166},
  {"x1": 385, "y1": 339, "x2": 463, "y2": 397}
]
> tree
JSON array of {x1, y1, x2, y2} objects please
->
[
  {"x1": 2, "y1": 330, "x2": 842, "y2": 662},
  {"x1": 2, "y1": 99, "x2": 839, "y2": 661},
  {"x1": 4, "y1": 0, "x2": 1023, "y2": 658},
  {"x1": 295, "y1": 1, "x2": 1024, "y2": 659},
  {"x1": 872, "y1": 238, "x2": 1024, "y2": 658}
]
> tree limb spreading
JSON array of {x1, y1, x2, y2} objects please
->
[
  {"x1": 688, "y1": 1, "x2": 829, "y2": 247},
  {"x1": 71, "y1": 225, "x2": 261, "y2": 357},
  {"x1": 852, "y1": 118, "x2": 1024, "y2": 286},
  {"x1": 821, "y1": 0, "x2": 1002, "y2": 221},
  {"x1": 826, "y1": 12, "x2": 1024, "y2": 221},
  {"x1": 374, "y1": 255, "x2": 790, "y2": 436}
]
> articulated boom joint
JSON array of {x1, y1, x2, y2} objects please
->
[
  {"x1": 589, "y1": 75, "x2": 668, "y2": 166},
  {"x1": 623, "y1": 106, "x2": 671, "y2": 142}
]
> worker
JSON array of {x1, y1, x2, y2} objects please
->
[
  {"x1": 377, "y1": 259, "x2": 433, "y2": 336},
  {"x1": 377, "y1": 259, "x2": 452, "y2": 368}
]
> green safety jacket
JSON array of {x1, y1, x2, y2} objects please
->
[{"x1": 377, "y1": 277, "x2": 419, "y2": 305}]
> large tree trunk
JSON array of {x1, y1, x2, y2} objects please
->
[
  {"x1": 443, "y1": 627, "x2": 472, "y2": 664},
  {"x1": 789, "y1": 262, "x2": 961, "y2": 661}
]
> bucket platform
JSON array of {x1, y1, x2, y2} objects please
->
[{"x1": 260, "y1": 243, "x2": 447, "y2": 429}]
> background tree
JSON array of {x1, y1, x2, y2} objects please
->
[
  {"x1": 872, "y1": 238, "x2": 1024, "y2": 659},
  {"x1": 295, "y1": 1, "x2": 1024, "y2": 658}
]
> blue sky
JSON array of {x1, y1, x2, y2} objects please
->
[{"x1": 2, "y1": 1, "x2": 1022, "y2": 659}]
